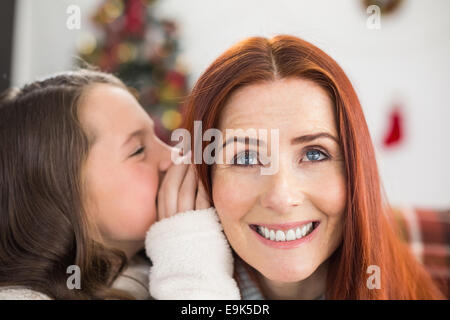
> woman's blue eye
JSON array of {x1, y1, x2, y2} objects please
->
[
  {"x1": 131, "y1": 146, "x2": 145, "y2": 157},
  {"x1": 233, "y1": 151, "x2": 259, "y2": 166},
  {"x1": 231, "y1": 149, "x2": 327, "y2": 165},
  {"x1": 303, "y1": 149, "x2": 327, "y2": 162}
]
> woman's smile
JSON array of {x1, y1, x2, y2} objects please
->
[{"x1": 249, "y1": 220, "x2": 321, "y2": 249}]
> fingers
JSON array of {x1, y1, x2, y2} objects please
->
[
  {"x1": 195, "y1": 178, "x2": 211, "y2": 210},
  {"x1": 159, "y1": 162, "x2": 189, "y2": 220},
  {"x1": 177, "y1": 165, "x2": 197, "y2": 213},
  {"x1": 157, "y1": 162, "x2": 212, "y2": 221},
  {"x1": 157, "y1": 184, "x2": 165, "y2": 221},
  {"x1": 156, "y1": 170, "x2": 168, "y2": 222}
]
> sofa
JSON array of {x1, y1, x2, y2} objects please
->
[{"x1": 391, "y1": 207, "x2": 449, "y2": 298}]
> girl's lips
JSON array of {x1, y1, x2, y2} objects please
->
[{"x1": 250, "y1": 221, "x2": 320, "y2": 249}]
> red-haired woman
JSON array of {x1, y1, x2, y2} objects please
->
[{"x1": 180, "y1": 35, "x2": 445, "y2": 299}]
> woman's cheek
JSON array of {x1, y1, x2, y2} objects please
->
[
  {"x1": 310, "y1": 165, "x2": 347, "y2": 218},
  {"x1": 212, "y1": 172, "x2": 235, "y2": 219},
  {"x1": 212, "y1": 169, "x2": 260, "y2": 242},
  {"x1": 309, "y1": 165, "x2": 346, "y2": 253}
]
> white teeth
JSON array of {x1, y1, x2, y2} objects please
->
[
  {"x1": 302, "y1": 223, "x2": 312, "y2": 237},
  {"x1": 255, "y1": 222, "x2": 316, "y2": 242},
  {"x1": 269, "y1": 229, "x2": 275, "y2": 241},
  {"x1": 301, "y1": 225, "x2": 307, "y2": 237},
  {"x1": 264, "y1": 227, "x2": 270, "y2": 239},
  {"x1": 286, "y1": 229, "x2": 296, "y2": 241},
  {"x1": 275, "y1": 230, "x2": 285, "y2": 241}
]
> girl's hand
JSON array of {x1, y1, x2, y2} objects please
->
[{"x1": 157, "y1": 163, "x2": 211, "y2": 221}]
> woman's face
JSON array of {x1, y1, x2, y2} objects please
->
[
  {"x1": 79, "y1": 84, "x2": 173, "y2": 254},
  {"x1": 212, "y1": 78, "x2": 347, "y2": 283}
]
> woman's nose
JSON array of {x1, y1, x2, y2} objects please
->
[{"x1": 259, "y1": 164, "x2": 305, "y2": 214}]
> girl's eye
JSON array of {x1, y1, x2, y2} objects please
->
[
  {"x1": 130, "y1": 146, "x2": 145, "y2": 157},
  {"x1": 302, "y1": 149, "x2": 328, "y2": 162},
  {"x1": 232, "y1": 150, "x2": 260, "y2": 166}
]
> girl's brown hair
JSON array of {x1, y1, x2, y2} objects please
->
[
  {"x1": 182, "y1": 35, "x2": 445, "y2": 299},
  {"x1": 0, "y1": 69, "x2": 135, "y2": 299}
]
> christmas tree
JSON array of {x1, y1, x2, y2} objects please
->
[{"x1": 77, "y1": 0, "x2": 188, "y2": 143}]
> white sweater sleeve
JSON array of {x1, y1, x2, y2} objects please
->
[
  {"x1": 0, "y1": 287, "x2": 51, "y2": 300},
  {"x1": 145, "y1": 207, "x2": 241, "y2": 300}
]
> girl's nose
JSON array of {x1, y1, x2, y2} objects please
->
[{"x1": 157, "y1": 139, "x2": 177, "y2": 172}]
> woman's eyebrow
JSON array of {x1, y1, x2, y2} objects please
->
[
  {"x1": 291, "y1": 132, "x2": 339, "y2": 145},
  {"x1": 222, "y1": 136, "x2": 265, "y2": 149}
]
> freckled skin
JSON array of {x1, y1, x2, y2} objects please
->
[
  {"x1": 79, "y1": 84, "x2": 172, "y2": 256},
  {"x1": 212, "y1": 78, "x2": 347, "y2": 285}
]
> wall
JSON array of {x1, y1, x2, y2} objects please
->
[{"x1": 11, "y1": 0, "x2": 450, "y2": 208}]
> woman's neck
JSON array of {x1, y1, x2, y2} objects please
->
[{"x1": 257, "y1": 260, "x2": 328, "y2": 300}]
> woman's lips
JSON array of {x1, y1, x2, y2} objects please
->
[
  {"x1": 249, "y1": 220, "x2": 320, "y2": 249},
  {"x1": 252, "y1": 220, "x2": 318, "y2": 231}
]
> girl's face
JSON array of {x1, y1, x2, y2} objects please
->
[
  {"x1": 212, "y1": 78, "x2": 347, "y2": 283},
  {"x1": 79, "y1": 84, "x2": 173, "y2": 255}
]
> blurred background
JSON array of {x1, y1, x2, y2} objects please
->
[{"x1": 1, "y1": 0, "x2": 449, "y2": 210}]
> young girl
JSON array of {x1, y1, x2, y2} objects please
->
[{"x1": 0, "y1": 69, "x2": 240, "y2": 299}]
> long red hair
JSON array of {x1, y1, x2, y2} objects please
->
[{"x1": 182, "y1": 35, "x2": 445, "y2": 299}]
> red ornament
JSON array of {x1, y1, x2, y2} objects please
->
[
  {"x1": 125, "y1": 0, "x2": 145, "y2": 35},
  {"x1": 383, "y1": 105, "x2": 404, "y2": 148},
  {"x1": 165, "y1": 70, "x2": 185, "y2": 90}
]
